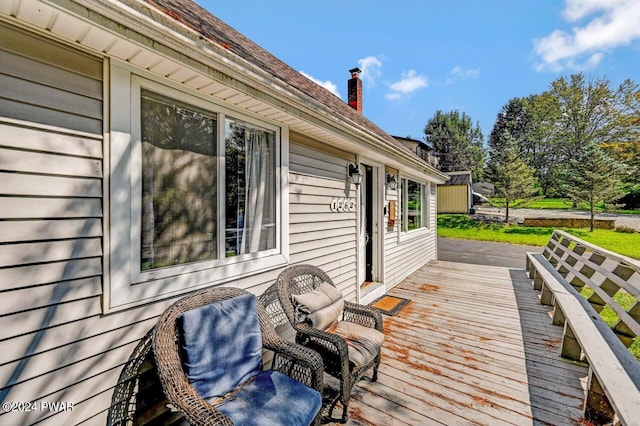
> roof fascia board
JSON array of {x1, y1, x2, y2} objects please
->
[{"x1": 43, "y1": 0, "x2": 447, "y2": 181}]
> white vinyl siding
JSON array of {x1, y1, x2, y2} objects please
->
[
  {"x1": 0, "y1": 23, "x2": 102, "y2": 134},
  {"x1": 384, "y1": 180, "x2": 437, "y2": 288},
  {"x1": 0, "y1": 29, "x2": 359, "y2": 423},
  {"x1": 289, "y1": 141, "x2": 358, "y2": 300},
  {"x1": 0, "y1": 22, "x2": 109, "y2": 425}
]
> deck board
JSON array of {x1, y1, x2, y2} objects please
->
[{"x1": 334, "y1": 260, "x2": 588, "y2": 425}]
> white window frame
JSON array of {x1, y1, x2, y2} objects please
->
[
  {"x1": 105, "y1": 62, "x2": 289, "y2": 312},
  {"x1": 398, "y1": 175, "x2": 431, "y2": 242},
  {"x1": 425, "y1": 182, "x2": 432, "y2": 228}
]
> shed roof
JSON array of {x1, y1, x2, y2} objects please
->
[{"x1": 442, "y1": 171, "x2": 472, "y2": 186}]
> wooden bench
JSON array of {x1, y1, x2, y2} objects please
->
[{"x1": 525, "y1": 231, "x2": 640, "y2": 425}]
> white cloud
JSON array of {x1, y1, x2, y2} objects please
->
[
  {"x1": 385, "y1": 70, "x2": 428, "y2": 100},
  {"x1": 451, "y1": 66, "x2": 480, "y2": 79},
  {"x1": 357, "y1": 56, "x2": 383, "y2": 87},
  {"x1": 443, "y1": 66, "x2": 480, "y2": 85},
  {"x1": 533, "y1": 0, "x2": 640, "y2": 71},
  {"x1": 384, "y1": 92, "x2": 403, "y2": 100},
  {"x1": 300, "y1": 71, "x2": 340, "y2": 97},
  {"x1": 562, "y1": 0, "x2": 615, "y2": 21},
  {"x1": 585, "y1": 52, "x2": 605, "y2": 67}
]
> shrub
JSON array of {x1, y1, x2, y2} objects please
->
[
  {"x1": 615, "y1": 226, "x2": 638, "y2": 234},
  {"x1": 619, "y1": 190, "x2": 640, "y2": 209}
]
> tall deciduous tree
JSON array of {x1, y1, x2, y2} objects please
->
[
  {"x1": 566, "y1": 141, "x2": 624, "y2": 231},
  {"x1": 550, "y1": 74, "x2": 618, "y2": 159},
  {"x1": 602, "y1": 80, "x2": 640, "y2": 208},
  {"x1": 487, "y1": 96, "x2": 563, "y2": 197},
  {"x1": 548, "y1": 74, "x2": 636, "y2": 202},
  {"x1": 521, "y1": 93, "x2": 564, "y2": 196},
  {"x1": 516, "y1": 74, "x2": 638, "y2": 199},
  {"x1": 488, "y1": 131, "x2": 539, "y2": 224},
  {"x1": 424, "y1": 110, "x2": 485, "y2": 181}
]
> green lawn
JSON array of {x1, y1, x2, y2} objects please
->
[
  {"x1": 520, "y1": 197, "x2": 575, "y2": 209},
  {"x1": 488, "y1": 197, "x2": 640, "y2": 215},
  {"x1": 580, "y1": 287, "x2": 640, "y2": 360},
  {"x1": 437, "y1": 214, "x2": 640, "y2": 259}
]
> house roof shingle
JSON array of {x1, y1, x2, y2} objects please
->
[{"x1": 143, "y1": 0, "x2": 421, "y2": 161}]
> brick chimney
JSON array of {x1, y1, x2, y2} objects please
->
[{"x1": 347, "y1": 67, "x2": 362, "y2": 113}]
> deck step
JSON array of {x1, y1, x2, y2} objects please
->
[{"x1": 359, "y1": 281, "x2": 384, "y2": 304}]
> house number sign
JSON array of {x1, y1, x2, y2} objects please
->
[{"x1": 330, "y1": 197, "x2": 356, "y2": 212}]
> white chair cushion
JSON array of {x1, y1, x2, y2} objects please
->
[
  {"x1": 327, "y1": 321, "x2": 385, "y2": 367},
  {"x1": 292, "y1": 281, "x2": 344, "y2": 329}
]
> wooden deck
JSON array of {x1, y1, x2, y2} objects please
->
[{"x1": 336, "y1": 260, "x2": 589, "y2": 425}]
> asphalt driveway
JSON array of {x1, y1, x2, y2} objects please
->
[{"x1": 437, "y1": 237, "x2": 542, "y2": 269}]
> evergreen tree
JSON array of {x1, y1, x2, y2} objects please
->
[
  {"x1": 566, "y1": 142, "x2": 624, "y2": 231},
  {"x1": 486, "y1": 98, "x2": 531, "y2": 177},
  {"x1": 490, "y1": 132, "x2": 539, "y2": 224},
  {"x1": 602, "y1": 140, "x2": 640, "y2": 208},
  {"x1": 488, "y1": 98, "x2": 530, "y2": 156}
]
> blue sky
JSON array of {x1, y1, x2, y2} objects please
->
[{"x1": 201, "y1": 0, "x2": 640, "y2": 144}]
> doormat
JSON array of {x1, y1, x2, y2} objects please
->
[{"x1": 369, "y1": 295, "x2": 411, "y2": 316}]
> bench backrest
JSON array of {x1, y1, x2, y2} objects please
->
[
  {"x1": 526, "y1": 231, "x2": 640, "y2": 424},
  {"x1": 543, "y1": 230, "x2": 640, "y2": 349}
]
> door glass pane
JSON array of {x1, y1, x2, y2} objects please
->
[{"x1": 140, "y1": 90, "x2": 217, "y2": 270}]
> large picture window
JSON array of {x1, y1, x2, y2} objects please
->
[
  {"x1": 138, "y1": 91, "x2": 278, "y2": 270},
  {"x1": 106, "y1": 66, "x2": 288, "y2": 312}
]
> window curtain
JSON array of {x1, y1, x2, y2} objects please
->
[{"x1": 240, "y1": 130, "x2": 268, "y2": 254}]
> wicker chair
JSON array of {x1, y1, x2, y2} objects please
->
[
  {"x1": 276, "y1": 265, "x2": 384, "y2": 423},
  {"x1": 107, "y1": 328, "x2": 165, "y2": 425},
  {"x1": 153, "y1": 287, "x2": 324, "y2": 426}
]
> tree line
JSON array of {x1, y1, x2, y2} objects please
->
[{"x1": 424, "y1": 73, "x2": 640, "y2": 230}]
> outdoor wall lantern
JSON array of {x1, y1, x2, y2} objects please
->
[
  {"x1": 348, "y1": 163, "x2": 363, "y2": 186},
  {"x1": 386, "y1": 173, "x2": 398, "y2": 190}
]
